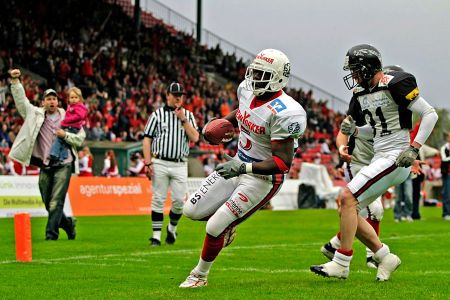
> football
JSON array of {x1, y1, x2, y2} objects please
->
[{"x1": 203, "y1": 119, "x2": 235, "y2": 145}]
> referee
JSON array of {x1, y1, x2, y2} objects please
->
[{"x1": 143, "y1": 82, "x2": 199, "y2": 246}]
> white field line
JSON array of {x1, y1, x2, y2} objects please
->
[{"x1": 1, "y1": 232, "x2": 449, "y2": 265}]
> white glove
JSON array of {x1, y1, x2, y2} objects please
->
[
  {"x1": 396, "y1": 146, "x2": 419, "y2": 167},
  {"x1": 340, "y1": 116, "x2": 357, "y2": 136}
]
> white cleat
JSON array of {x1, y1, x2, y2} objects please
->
[
  {"x1": 310, "y1": 261, "x2": 349, "y2": 279},
  {"x1": 376, "y1": 253, "x2": 401, "y2": 281},
  {"x1": 179, "y1": 272, "x2": 208, "y2": 288}
]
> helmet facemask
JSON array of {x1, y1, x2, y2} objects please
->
[{"x1": 245, "y1": 64, "x2": 279, "y2": 96}]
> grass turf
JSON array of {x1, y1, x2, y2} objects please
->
[{"x1": 0, "y1": 207, "x2": 449, "y2": 299}]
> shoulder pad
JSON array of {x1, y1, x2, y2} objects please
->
[
  {"x1": 387, "y1": 71, "x2": 416, "y2": 86},
  {"x1": 353, "y1": 85, "x2": 365, "y2": 94},
  {"x1": 378, "y1": 74, "x2": 395, "y2": 87}
]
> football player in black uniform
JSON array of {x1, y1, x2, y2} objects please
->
[{"x1": 311, "y1": 44, "x2": 438, "y2": 281}]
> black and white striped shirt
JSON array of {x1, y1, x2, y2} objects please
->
[{"x1": 144, "y1": 106, "x2": 197, "y2": 159}]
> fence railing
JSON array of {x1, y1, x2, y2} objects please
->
[{"x1": 135, "y1": 0, "x2": 349, "y2": 112}]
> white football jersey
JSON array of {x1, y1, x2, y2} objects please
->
[
  {"x1": 352, "y1": 71, "x2": 419, "y2": 153},
  {"x1": 235, "y1": 82, "x2": 307, "y2": 162}
]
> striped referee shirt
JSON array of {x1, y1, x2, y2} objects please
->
[{"x1": 144, "y1": 106, "x2": 197, "y2": 159}]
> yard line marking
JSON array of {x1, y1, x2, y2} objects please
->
[{"x1": 1, "y1": 232, "x2": 449, "y2": 265}]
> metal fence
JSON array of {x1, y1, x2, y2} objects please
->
[{"x1": 136, "y1": 0, "x2": 349, "y2": 112}]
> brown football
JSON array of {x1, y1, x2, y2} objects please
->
[{"x1": 203, "y1": 119, "x2": 235, "y2": 145}]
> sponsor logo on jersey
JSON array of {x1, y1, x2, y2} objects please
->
[
  {"x1": 239, "y1": 137, "x2": 252, "y2": 151},
  {"x1": 379, "y1": 74, "x2": 394, "y2": 86},
  {"x1": 189, "y1": 172, "x2": 221, "y2": 204},
  {"x1": 405, "y1": 87, "x2": 419, "y2": 101},
  {"x1": 240, "y1": 125, "x2": 251, "y2": 135},
  {"x1": 267, "y1": 99, "x2": 287, "y2": 114},
  {"x1": 237, "y1": 192, "x2": 249, "y2": 202},
  {"x1": 236, "y1": 110, "x2": 266, "y2": 134},
  {"x1": 256, "y1": 53, "x2": 274, "y2": 64},
  {"x1": 288, "y1": 122, "x2": 301, "y2": 134},
  {"x1": 359, "y1": 92, "x2": 390, "y2": 110},
  {"x1": 225, "y1": 200, "x2": 243, "y2": 217}
]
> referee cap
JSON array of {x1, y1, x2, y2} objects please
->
[{"x1": 167, "y1": 82, "x2": 186, "y2": 95}]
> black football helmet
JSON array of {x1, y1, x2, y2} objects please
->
[
  {"x1": 382, "y1": 65, "x2": 404, "y2": 73},
  {"x1": 343, "y1": 44, "x2": 383, "y2": 90}
]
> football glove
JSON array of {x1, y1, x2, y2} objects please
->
[
  {"x1": 215, "y1": 153, "x2": 246, "y2": 179},
  {"x1": 340, "y1": 116, "x2": 357, "y2": 136},
  {"x1": 396, "y1": 146, "x2": 419, "y2": 168}
]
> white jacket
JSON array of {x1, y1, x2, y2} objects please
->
[{"x1": 8, "y1": 82, "x2": 86, "y2": 174}]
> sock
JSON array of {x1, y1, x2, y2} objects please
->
[
  {"x1": 333, "y1": 250, "x2": 353, "y2": 267},
  {"x1": 193, "y1": 257, "x2": 214, "y2": 276},
  {"x1": 201, "y1": 234, "x2": 225, "y2": 262},
  {"x1": 168, "y1": 210, "x2": 182, "y2": 234},
  {"x1": 152, "y1": 211, "x2": 164, "y2": 240},
  {"x1": 374, "y1": 244, "x2": 390, "y2": 262},
  {"x1": 366, "y1": 248, "x2": 374, "y2": 258},
  {"x1": 366, "y1": 218, "x2": 380, "y2": 235},
  {"x1": 330, "y1": 235, "x2": 341, "y2": 249}
]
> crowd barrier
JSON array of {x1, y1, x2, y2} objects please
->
[{"x1": 0, "y1": 172, "x2": 340, "y2": 218}]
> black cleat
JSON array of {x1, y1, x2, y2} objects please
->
[
  {"x1": 165, "y1": 226, "x2": 177, "y2": 245},
  {"x1": 310, "y1": 265, "x2": 329, "y2": 277},
  {"x1": 320, "y1": 242, "x2": 336, "y2": 260},
  {"x1": 149, "y1": 238, "x2": 161, "y2": 246},
  {"x1": 66, "y1": 217, "x2": 77, "y2": 240}
]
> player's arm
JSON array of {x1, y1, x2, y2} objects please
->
[
  {"x1": 408, "y1": 97, "x2": 438, "y2": 149},
  {"x1": 336, "y1": 131, "x2": 352, "y2": 163},
  {"x1": 223, "y1": 109, "x2": 238, "y2": 127},
  {"x1": 216, "y1": 139, "x2": 294, "y2": 179},
  {"x1": 251, "y1": 139, "x2": 295, "y2": 175}
]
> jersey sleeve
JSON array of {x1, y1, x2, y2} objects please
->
[
  {"x1": 187, "y1": 111, "x2": 198, "y2": 130},
  {"x1": 388, "y1": 72, "x2": 420, "y2": 108},
  {"x1": 237, "y1": 81, "x2": 246, "y2": 101},
  {"x1": 347, "y1": 96, "x2": 365, "y2": 126},
  {"x1": 271, "y1": 112, "x2": 306, "y2": 141},
  {"x1": 144, "y1": 112, "x2": 158, "y2": 138}
]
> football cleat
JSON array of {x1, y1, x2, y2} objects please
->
[
  {"x1": 179, "y1": 272, "x2": 208, "y2": 288},
  {"x1": 310, "y1": 261, "x2": 349, "y2": 279},
  {"x1": 366, "y1": 256, "x2": 379, "y2": 269},
  {"x1": 223, "y1": 226, "x2": 236, "y2": 247},
  {"x1": 165, "y1": 226, "x2": 177, "y2": 245},
  {"x1": 375, "y1": 253, "x2": 401, "y2": 281},
  {"x1": 320, "y1": 242, "x2": 336, "y2": 260},
  {"x1": 149, "y1": 238, "x2": 161, "y2": 247}
]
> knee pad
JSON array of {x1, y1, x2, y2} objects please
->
[
  {"x1": 206, "y1": 209, "x2": 235, "y2": 238},
  {"x1": 367, "y1": 197, "x2": 384, "y2": 221}
]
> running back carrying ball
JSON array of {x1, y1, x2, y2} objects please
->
[{"x1": 202, "y1": 119, "x2": 234, "y2": 145}]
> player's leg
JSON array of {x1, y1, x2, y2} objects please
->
[
  {"x1": 362, "y1": 197, "x2": 383, "y2": 268},
  {"x1": 165, "y1": 161, "x2": 188, "y2": 245},
  {"x1": 312, "y1": 155, "x2": 409, "y2": 280},
  {"x1": 180, "y1": 175, "x2": 283, "y2": 288},
  {"x1": 183, "y1": 171, "x2": 237, "y2": 221},
  {"x1": 321, "y1": 162, "x2": 359, "y2": 260},
  {"x1": 150, "y1": 159, "x2": 170, "y2": 246}
]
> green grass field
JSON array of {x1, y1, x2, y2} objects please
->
[{"x1": 1, "y1": 207, "x2": 449, "y2": 299}]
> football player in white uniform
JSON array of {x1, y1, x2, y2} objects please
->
[
  {"x1": 311, "y1": 44, "x2": 438, "y2": 281},
  {"x1": 179, "y1": 49, "x2": 307, "y2": 288},
  {"x1": 321, "y1": 65, "x2": 406, "y2": 269}
]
